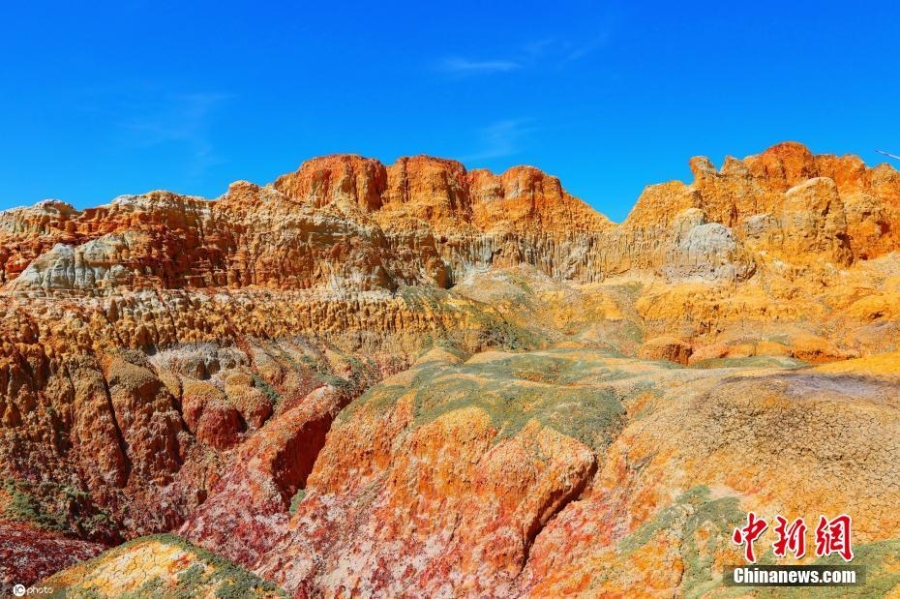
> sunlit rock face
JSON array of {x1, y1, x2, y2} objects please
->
[
  {"x1": 2, "y1": 143, "x2": 900, "y2": 596},
  {"x1": 7, "y1": 142, "x2": 895, "y2": 296}
]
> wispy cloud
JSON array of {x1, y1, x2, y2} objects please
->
[
  {"x1": 523, "y1": 38, "x2": 557, "y2": 58},
  {"x1": 461, "y1": 119, "x2": 535, "y2": 162},
  {"x1": 117, "y1": 91, "x2": 233, "y2": 177},
  {"x1": 437, "y1": 57, "x2": 522, "y2": 76},
  {"x1": 561, "y1": 34, "x2": 610, "y2": 63},
  {"x1": 521, "y1": 34, "x2": 611, "y2": 65},
  {"x1": 435, "y1": 32, "x2": 609, "y2": 78}
]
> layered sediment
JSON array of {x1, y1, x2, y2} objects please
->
[{"x1": 2, "y1": 142, "x2": 900, "y2": 597}]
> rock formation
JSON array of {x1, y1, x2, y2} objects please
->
[{"x1": 1, "y1": 142, "x2": 900, "y2": 597}]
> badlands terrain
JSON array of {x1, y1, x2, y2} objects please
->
[{"x1": 1, "y1": 141, "x2": 900, "y2": 597}]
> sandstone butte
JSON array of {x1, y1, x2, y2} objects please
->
[{"x1": 1, "y1": 141, "x2": 900, "y2": 597}]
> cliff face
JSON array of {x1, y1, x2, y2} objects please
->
[
  {"x1": 5, "y1": 143, "x2": 897, "y2": 298},
  {"x1": 0, "y1": 154, "x2": 613, "y2": 294},
  {"x1": 2, "y1": 143, "x2": 900, "y2": 596}
]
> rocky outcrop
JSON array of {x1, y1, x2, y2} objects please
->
[
  {"x1": 254, "y1": 351, "x2": 618, "y2": 597},
  {"x1": 0, "y1": 523, "x2": 105, "y2": 593},
  {"x1": 178, "y1": 384, "x2": 353, "y2": 567},
  {"x1": 40, "y1": 534, "x2": 287, "y2": 598},
  {"x1": 517, "y1": 365, "x2": 900, "y2": 597},
  {"x1": 3, "y1": 142, "x2": 900, "y2": 596},
  {"x1": 244, "y1": 350, "x2": 900, "y2": 597}
]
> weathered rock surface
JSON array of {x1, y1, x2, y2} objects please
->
[
  {"x1": 5, "y1": 142, "x2": 896, "y2": 296},
  {"x1": 248, "y1": 350, "x2": 900, "y2": 597},
  {"x1": 1, "y1": 142, "x2": 900, "y2": 596},
  {"x1": 40, "y1": 534, "x2": 287, "y2": 598},
  {"x1": 0, "y1": 522, "x2": 104, "y2": 594}
]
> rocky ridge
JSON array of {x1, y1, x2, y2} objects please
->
[{"x1": 5, "y1": 143, "x2": 897, "y2": 297}]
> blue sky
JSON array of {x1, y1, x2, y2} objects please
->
[{"x1": 2, "y1": 1, "x2": 899, "y2": 221}]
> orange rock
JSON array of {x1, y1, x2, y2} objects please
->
[
  {"x1": 1, "y1": 143, "x2": 900, "y2": 596},
  {"x1": 638, "y1": 336, "x2": 693, "y2": 365}
]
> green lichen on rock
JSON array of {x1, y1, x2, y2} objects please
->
[
  {"x1": 250, "y1": 373, "x2": 281, "y2": 405},
  {"x1": 338, "y1": 350, "x2": 631, "y2": 452},
  {"x1": 43, "y1": 533, "x2": 287, "y2": 598},
  {"x1": 2, "y1": 479, "x2": 114, "y2": 540},
  {"x1": 617, "y1": 486, "x2": 746, "y2": 598},
  {"x1": 690, "y1": 355, "x2": 807, "y2": 370},
  {"x1": 289, "y1": 489, "x2": 306, "y2": 515}
]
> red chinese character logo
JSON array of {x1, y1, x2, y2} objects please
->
[
  {"x1": 815, "y1": 515, "x2": 854, "y2": 561},
  {"x1": 772, "y1": 515, "x2": 807, "y2": 558},
  {"x1": 732, "y1": 512, "x2": 768, "y2": 563}
]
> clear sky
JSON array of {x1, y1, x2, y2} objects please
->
[{"x1": 2, "y1": 1, "x2": 899, "y2": 221}]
